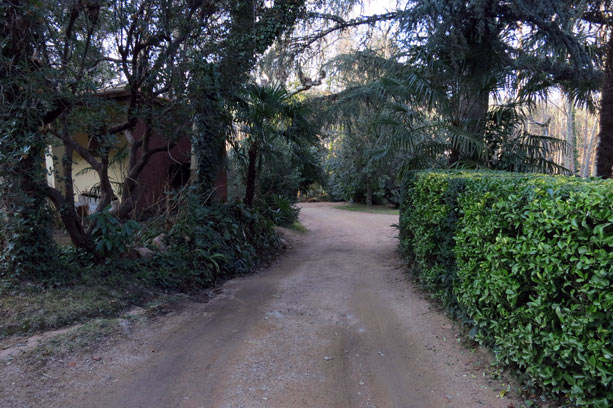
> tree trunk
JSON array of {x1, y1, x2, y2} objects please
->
[
  {"x1": 57, "y1": 118, "x2": 93, "y2": 249},
  {"x1": 565, "y1": 94, "x2": 576, "y2": 174},
  {"x1": 581, "y1": 119, "x2": 598, "y2": 177},
  {"x1": 193, "y1": 107, "x2": 229, "y2": 199},
  {"x1": 0, "y1": 1, "x2": 57, "y2": 273},
  {"x1": 44, "y1": 186, "x2": 93, "y2": 251},
  {"x1": 366, "y1": 175, "x2": 373, "y2": 208},
  {"x1": 450, "y1": 89, "x2": 489, "y2": 166},
  {"x1": 596, "y1": 31, "x2": 613, "y2": 177},
  {"x1": 58, "y1": 206, "x2": 93, "y2": 250},
  {"x1": 580, "y1": 111, "x2": 589, "y2": 176},
  {"x1": 244, "y1": 142, "x2": 259, "y2": 207},
  {"x1": 191, "y1": 0, "x2": 304, "y2": 198},
  {"x1": 448, "y1": 148, "x2": 461, "y2": 166},
  {"x1": 61, "y1": 213, "x2": 92, "y2": 249}
]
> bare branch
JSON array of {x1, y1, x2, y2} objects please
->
[
  {"x1": 294, "y1": 12, "x2": 401, "y2": 52},
  {"x1": 307, "y1": 12, "x2": 347, "y2": 25},
  {"x1": 107, "y1": 120, "x2": 135, "y2": 135},
  {"x1": 290, "y1": 67, "x2": 327, "y2": 96},
  {"x1": 64, "y1": 136, "x2": 103, "y2": 173}
]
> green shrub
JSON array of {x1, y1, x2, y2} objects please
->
[
  {"x1": 0, "y1": 192, "x2": 280, "y2": 338},
  {"x1": 400, "y1": 170, "x2": 613, "y2": 406},
  {"x1": 0, "y1": 120, "x2": 59, "y2": 279},
  {"x1": 0, "y1": 188, "x2": 59, "y2": 280},
  {"x1": 89, "y1": 207, "x2": 140, "y2": 258},
  {"x1": 399, "y1": 171, "x2": 470, "y2": 317},
  {"x1": 132, "y1": 194, "x2": 279, "y2": 290},
  {"x1": 261, "y1": 195, "x2": 300, "y2": 228}
]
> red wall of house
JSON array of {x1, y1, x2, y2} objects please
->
[
  {"x1": 132, "y1": 120, "x2": 192, "y2": 217},
  {"x1": 130, "y1": 120, "x2": 228, "y2": 218},
  {"x1": 85, "y1": 89, "x2": 228, "y2": 218}
]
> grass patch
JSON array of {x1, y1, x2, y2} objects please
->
[
  {"x1": 289, "y1": 221, "x2": 308, "y2": 233},
  {"x1": 0, "y1": 278, "x2": 154, "y2": 339},
  {"x1": 23, "y1": 318, "x2": 124, "y2": 364},
  {"x1": 334, "y1": 203, "x2": 399, "y2": 215},
  {"x1": 39, "y1": 318, "x2": 121, "y2": 354}
]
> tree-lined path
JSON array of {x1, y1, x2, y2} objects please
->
[{"x1": 26, "y1": 204, "x2": 519, "y2": 408}]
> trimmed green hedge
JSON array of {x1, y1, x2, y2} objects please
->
[{"x1": 400, "y1": 171, "x2": 613, "y2": 406}]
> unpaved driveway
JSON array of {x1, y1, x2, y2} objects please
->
[{"x1": 3, "y1": 202, "x2": 521, "y2": 408}]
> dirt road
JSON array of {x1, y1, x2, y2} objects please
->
[{"x1": 4, "y1": 203, "x2": 521, "y2": 407}]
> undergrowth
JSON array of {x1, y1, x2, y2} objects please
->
[{"x1": 0, "y1": 193, "x2": 280, "y2": 339}]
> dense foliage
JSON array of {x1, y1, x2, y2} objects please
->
[
  {"x1": 226, "y1": 83, "x2": 322, "y2": 227},
  {"x1": 37, "y1": 192, "x2": 278, "y2": 291},
  {"x1": 0, "y1": 0, "x2": 307, "y2": 275},
  {"x1": 400, "y1": 171, "x2": 613, "y2": 406},
  {"x1": 0, "y1": 193, "x2": 280, "y2": 337},
  {"x1": 228, "y1": 138, "x2": 312, "y2": 228},
  {"x1": 231, "y1": 84, "x2": 318, "y2": 207},
  {"x1": 318, "y1": 49, "x2": 409, "y2": 206},
  {"x1": 137, "y1": 194, "x2": 279, "y2": 290},
  {"x1": 3, "y1": 0, "x2": 611, "y2": 276},
  {"x1": 313, "y1": 0, "x2": 606, "y2": 187},
  {"x1": 324, "y1": 130, "x2": 403, "y2": 205}
]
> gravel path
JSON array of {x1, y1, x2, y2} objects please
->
[{"x1": 2, "y1": 202, "x2": 521, "y2": 408}]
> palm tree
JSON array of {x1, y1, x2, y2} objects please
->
[
  {"x1": 235, "y1": 84, "x2": 317, "y2": 207},
  {"x1": 316, "y1": 48, "x2": 569, "y2": 179},
  {"x1": 394, "y1": 0, "x2": 600, "y2": 165},
  {"x1": 311, "y1": 1, "x2": 601, "y2": 176}
]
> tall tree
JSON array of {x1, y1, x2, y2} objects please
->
[
  {"x1": 0, "y1": 0, "x2": 309, "y2": 260},
  {"x1": 596, "y1": 21, "x2": 613, "y2": 177},
  {"x1": 319, "y1": 47, "x2": 418, "y2": 205},
  {"x1": 560, "y1": 0, "x2": 613, "y2": 177},
  {"x1": 395, "y1": 0, "x2": 600, "y2": 165},
  {"x1": 0, "y1": 0, "x2": 58, "y2": 273},
  {"x1": 565, "y1": 92, "x2": 578, "y2": 174},
  {"x1": 234, "y1": 84, "x2": 316, "y2": 207},
  {"x1": 23, "y1": 0, "x2": 217, "y2": 249},
  {"x1": 190, "y1": 0, "x2": 308, "y2": 196}
]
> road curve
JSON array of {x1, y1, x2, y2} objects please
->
[{"x1": 66, "y1": 202, "x2": 520, "y2": 408}]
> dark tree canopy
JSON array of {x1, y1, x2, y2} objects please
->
[{"x1": 1, "y1": 0, "x2": 613, "y2": 274}]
